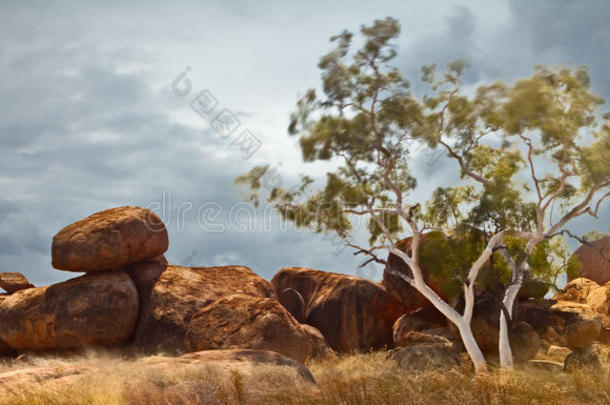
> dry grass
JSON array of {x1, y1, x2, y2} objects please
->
[{"x1": 0, "y1": 350, "x2": 609, "y2": 404}]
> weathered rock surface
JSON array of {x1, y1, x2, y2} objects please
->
[
  {"x1": 570, "y1": 237, "x2": 610, "y2": 285},
  {"x1": 551, "y1": 301, "x2": 602, "y2": 349},
  {"x1": 519, "y1": 298, "x2": 602, "y2": 350},
  {"x1": 388, "y1": 344, "x2": 462, "y2": 371},
  {"x1": 564, "y1": 343, "x2": 610, "y2": 373},
  {"x1": 0, "y1": 364, "x2": 91, "y2": 390},
  {"x1": 52, "y1": 206, "x2": 169, "y2": 272},
  {"x1": 129, "y1": 261, "x2": 276, "y2": 353},
  {"x1": 394, "y1": 331, "x2": 454, "y2": 348},
  {"x1": 553, "y1": 278, "x2": 610, "y2": 343},
  {"x1": 553, "y1": 278, "x2": 601, "y2": 303},
  {"x1": 392, "y1": 306, "x2": 450, "y2": 348},
  {"x1": 0, "y1": 272, "x2": 138, "y2": 350},
  {"x1": 277, "y1": 287, "x2": 306, "y2": 323},
  {"x1": 510, "y1": 321, "x2": 542, "y2": 363},
  {"x1": 0, "y1": 273, "x2": 34, "y2": 294},
  {"x1": 272, "y1": 267, "x2": 406, "y2": 352},
  {"x1": 185, "y1": 294, "x2": 331, "y2": 363}
]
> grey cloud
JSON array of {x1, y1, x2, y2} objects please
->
[{"x1": 0, "y1": 1, "x2": 608, "y2": 289}]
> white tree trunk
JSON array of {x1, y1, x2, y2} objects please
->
[
  {"x1": 498, "y1": 262, "x2": 526, "y2": 369},
  {"x1": 457, "y1": 321, "x2": 487, "y2": 374}
]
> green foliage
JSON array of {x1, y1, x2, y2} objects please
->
[{"x1": 418, "y1": 230, "x2": 505, "y2": 299}]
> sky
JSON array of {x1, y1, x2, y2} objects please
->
[{"x1": 0, "y1": 0, "x2": 609, "y2": 286}]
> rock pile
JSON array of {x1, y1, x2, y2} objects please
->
[
  {"x1": 0, "y1": 206, "x2": 333, "y2": 365},
  {"x1": 2, "y1": 205, "x2": 610, "y2": 374}
]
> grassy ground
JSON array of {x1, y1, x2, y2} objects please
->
[{"x1": 0, "y1": 350, "x2": 609, "y2": 404}]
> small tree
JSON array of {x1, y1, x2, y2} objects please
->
[
  {"x1": 237, "y1": 18, "x2": 501, "y2": 373},
  {"x1": 421, "y1": 63, "x2": 610, "y2": 368}
]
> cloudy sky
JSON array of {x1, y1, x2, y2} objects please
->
[{"x1": 1, "y1": 0, "x2": 609, "y2": 286}]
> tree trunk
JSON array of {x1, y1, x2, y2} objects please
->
[
  {"x1": 498, "y1": 262, "x2": 525, "y2": 369},
  {"x1": 457, "y1": 321, "x2": 488, "y2": 374}
]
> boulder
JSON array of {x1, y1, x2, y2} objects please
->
[
  {"x1": 522, "y1": 299, "x2": 602, "y2": 349},
  {"x1": 394, "y1": 331, "x2": 454, "y2": 348},
  {"x1": 128, "y1": 261, "x2": 276, "y2": 353},
  {"x1": 510, "y1": 321, "x2": 541, "y2": 363},
  {"x1": 52, "y1": 206, "x2": 169, "y2": 272},
  {"x1": 388, "y1": 344, "x2": 462, "y2": 371},
  {"x1": 184, "y1": 294, "x2": 332, "y2": 363},
  {"x1": 272, "y1": 267, "x2": 406, "y2": 352},
  {"x1": 392, "y1": 306, "x2": 449, "y2": 347},
  {"x1": 552, "y1": 278, "x2": 610, "y2": 344},
  {"x1": 0, "y1": 273, "x2": 34, "y2": 294},
  {"x1": 570, "y1": 237, "x2": 610, "y2": 284},
  {"x1": 564, "y1": 343, "x2": 610, "y2": 373},
  {"x1": 0, "y1": 271, "x2": 138, "y2": 350},
  {"x1": 551, "y1": 301, "x2": 601, "y2": 349},
  {"x1": 553, "y1": 278, "x2": 601, "y2": 303}
]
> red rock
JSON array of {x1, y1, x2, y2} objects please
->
[
  {"x1": 128, "y1": 261, "x2": 276, "y2": 353},
  {"x1": 570, "y1": 237, "x2": 610, "y2": 284},
  {"x1": 0, "y1": 273, "x2": 34, "y2": 294},
  {"x1": 272, "y1": 267, "x2": 406, "y2": 352},
  {"x1": 52, "y1": 206, "x2": 168, "y2": 272},
  {"x1": 185, "y1": 294, "x2": 332, "y2": 363},
  {"x1": 277, "y1": 287, "x2": 306, "y2": 323},
  {"x1": 0, "y1": 272, "x2": 138, "y2": 350}
]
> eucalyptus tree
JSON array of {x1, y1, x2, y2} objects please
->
[{"x1": 422, "y1": 63, "x2": 610, "y2": 368}]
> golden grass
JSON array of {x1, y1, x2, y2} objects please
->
[{"x1": 0, "y1": 350, "x2": 609, "y2": 405}]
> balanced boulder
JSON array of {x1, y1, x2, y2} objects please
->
[
  {"x1": 272, "y1": 267, "x2": 406, "y2": 352},
  {"x1": 52, "y1": 206, "x2": 168, "y2": 272},
  {"x1": 0, "y1": 271, "x2": 138, "y2": 350},
  {"x1": 570, "y1": 237, "x2": 610, "y2": 284},
  {"x1": 0, "y1": 272, "x2": 34, "y2": 294},
  {"x1": 184, "y1": 294, "x2": 332, "y2": 363},
  {"x1": 128, "y1": 261, "x2": 276, "y2": 353}
]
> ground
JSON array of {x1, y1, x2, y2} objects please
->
[{"x1": 0, "y1": 349, "x2": 608, "y2": 405}]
